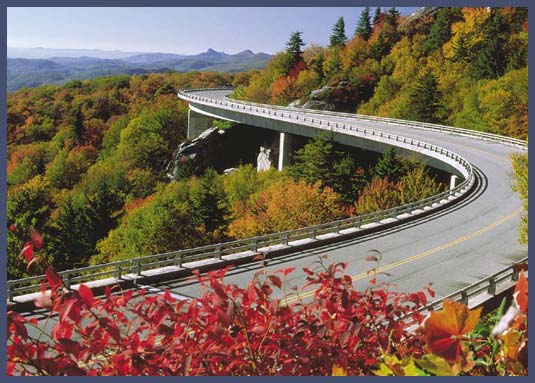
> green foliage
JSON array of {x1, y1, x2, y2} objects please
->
[
  {"x1": 371, "y1": 147, "x2": 406, "y2": 182},
  {"x1": 117, "y1": 107, "x2": 187, "y2": 177},
  {"x1": 212, "y1": 119, "x2": 233, "y2": 131},
  {"x1": 284, "y1": 31, "x2": 306, "y2": 74},
  {"x1": 373, "y1": 7, "x2": 382, "y2": 25},
  {"x1": 511, "y1": 153, "x2": 528, "y2": 244},
  {"x1": 95, "y1": 181, "x2": 206, "y2": 263},
  {"x1": 423, "y1": 8, "x2": 462, "y2": 55},
  {"x1": 330, "y1": 17, "x2": 347, "y2": 48},
  {"x1": 469, "y1": 13, "x2": 510, "y2": 80},
  {"x1": 189, "y1": 169, "x2": 229, "y2": 237},
  {"x1": 355, "y1": 7, "x2": 373, "y2": 40},
  {"x1": 289, "y1": 133, "x2": 363, "y2": 204},
  {"x1": 405, "y1": 71, "x2": 445, "y2": 123}
]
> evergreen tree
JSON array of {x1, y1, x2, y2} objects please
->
[
  {"x1": 373, "y1": 7, "x2": 382, "y2": 25},
  {"x1": 284, "y1": 31, "x2": 306, "y2": 74},
  {"x1": 423, "y1": 8, "x2": 462, "y2": 55},
  {"x1": 406, "y1": 71, "x2": 444, "y2": 123},
  {"x1": 369, "y1": 32, "x2": 388, "y2": 60},
  {"x1": 469, "y1": 13, "x2": 510, "y2": 79},
  {"x1": 372, "y1": 147, "x2": 406, "y2": 182},
  {"x1": 330, "y1": 17, "x2": 347, "y2": 48},
  {"x1": 452, "y1": 32, "x2": 471, "y2": 62},
  {"x1": 289, "y1": 133, "x2": 361, "y2": 203},
  {"x1": 190, "y1": 168, "x2": 228, "y2": 234},
  {"x1": 385, "y1": 7, "x2": 401, "y2": 30},
  {"x1": 355, "y1": 7, "x2": 373, "y2": 40}
]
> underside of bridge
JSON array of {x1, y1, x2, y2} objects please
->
[{"x1": 187, "y1": 102, "x2": 460, "y2": 182}]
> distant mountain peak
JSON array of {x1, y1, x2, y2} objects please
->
[{"x1": 236, "y1": 49, "x2": 254, "y2": 56}]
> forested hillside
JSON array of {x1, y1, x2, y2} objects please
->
[
  {"x1": 234, "y1": 7, "x2": 528, "y2": 139},
  {"x1": 7, "y1": 69, "x2": 444, "y2": 279},
  {"x1": 8, "y1": 6, "x2": 526, "y2": 280}
]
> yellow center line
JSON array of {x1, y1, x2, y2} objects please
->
[{"x1": 283, "y1": 207, "x2": 522, "y2": 305}]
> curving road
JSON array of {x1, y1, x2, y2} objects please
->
[{"x1": 154, "y1": 89, "x2": 528, "y2": 302}]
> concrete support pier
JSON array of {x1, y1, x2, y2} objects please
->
[
  {"x1": 278, "y1": 132, "x2": 293, "y2": 171},
  {"x1": 188, "y1": 109, "x2": 215, "y2": 139}
]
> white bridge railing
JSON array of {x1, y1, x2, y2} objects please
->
[{"x1": 7, "y1": 88, "x2": 526, "y2": 302}]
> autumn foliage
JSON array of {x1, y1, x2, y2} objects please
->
[{"x1": 7, "y1": 235, "x2": 528, "y2": 376}]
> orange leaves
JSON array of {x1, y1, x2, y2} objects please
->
[
  {"x1": 513, "y1": 271, "x2": 527, "y2": 314},
  {"x1": 422, "y1": 300, "x2": 482, "y2": 363},
  {"x1": 228, "y1": 179, "x2": 343, "y2": 239}
]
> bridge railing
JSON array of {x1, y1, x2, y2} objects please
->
[
  {"x1": 420, "y1": 256, "x2": 528, "y2": 314},
  {"x1": 179, "y1": 88, "x2": 474, "y2": 180},
  {"x1": 7, "y1": 173, "x2": 473, "y2": 301},
  {"x1": 178, "y1": 88, "x2": 527, "y2": 150},
  {"x1": 10, "y1": 87, "x2": 523, "y2": 300}
]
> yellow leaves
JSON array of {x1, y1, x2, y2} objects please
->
[
  {"x1": 422, "y1": 299, "x2": 482, "y2": 363},
  {"x1": 331, "y1": 364, "x2": 347, "y2": 376},
  {"x1": 374, "y1": 355, "x2": 426, "y2": 376}
]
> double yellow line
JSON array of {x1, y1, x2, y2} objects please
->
[{"x1": 283, "y1": 207, "x2": 522, "y2": 305}]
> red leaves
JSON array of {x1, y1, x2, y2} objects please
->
[
  {"x1": 19, "y1": 231, "x2": 44, "y2": 263},
  {"x1": 99, "y1": 318, "x2": 121, "y2": 343},
  {"x1": 77, "y1": 284, "x2": 93, "y2": 307},
  {"x1": 20, "y1": 241, "x2": 33, "y2": 262},
  {"x1": 422, "y1": 300, "x2": 482, "y2": 363},
  {"x1": 45, "y1": 267, "x2": 62, "y2": 291},
  {"x1": 12, "y1": 260, "x2": 515, "y2": 376}
]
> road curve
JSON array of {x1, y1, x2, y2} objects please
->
[{"x1": 161, "y1": 88, "x2": 528, "y2": 301}]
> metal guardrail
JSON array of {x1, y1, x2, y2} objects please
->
[
  {"x1": 7, "y1": 88, "x2": 524, "y2": 300},
  {"x1": 420, "y1": 257, "x2": 528, "y2": 314}
]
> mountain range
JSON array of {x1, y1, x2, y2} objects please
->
[{"x1": 7, "y1": 47, "x2": 272, "y2": 91}]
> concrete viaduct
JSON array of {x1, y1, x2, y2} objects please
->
[{"x1": 8, "y1": 87, "x2": 528, "y2": 314}]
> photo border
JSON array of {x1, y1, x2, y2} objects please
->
[{"x1": 1, "y1": 0, "x2": 531, "y2": 381}]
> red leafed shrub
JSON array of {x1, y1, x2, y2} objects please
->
[{"x1": 7, "y1": 261, "x2": 429, "y2": 376}]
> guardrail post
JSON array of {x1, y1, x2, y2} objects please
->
[
  {"x1": 252, "y1": 238, "x2": 258, "y2": 253},
  {"x1": 512, "y1": 265, "x2": 520, "y2": 281},
  {"x1": 283, "y1": 232, "x2": 289, "y2": 246},
  {"x1": 460, "y1": 290, "x2": 468, "y2": 305},
  {"x1": 115, "y1": 264, "x2": 122, "y2": 280},
  {"x1": 336, "y1": 222, "x2": 341, "y2": 234},
  {"x1": 7, "y1": 283, "x2": 13, "y2": 302},
  {"x1": 214, "y1": 244, "x2": 222, "y2": 260},
  {"x1": 133, "y1": 260, "x2": 141, "y2": 276},
  {"x1": 175, "y1": 253, "x2": 183, "y2": 268},
  {"x1": 487, "y1": 277, "x2": 496, "y2": 295}
]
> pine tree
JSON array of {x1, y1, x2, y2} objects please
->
[
  {"x1": 469, "y1": 13, "x2": 510, "y2": 79},
  {"x1": 423, "y1": 8, "x2": 462, "y2": 55},
  {"x1": 452, "y1": 32, "x2": 471, "y2": 62},
  {"x1": 190, "y1": 168, "x2": 228, "y2": 234},
  {"x1": 372, "y1": 147, "x2": 406, "y2": 182},
  {"x1": 289, "y1": 133, "x2": 360, "y2": 203},
  {"x1": 373, "y1": 7, "x2": 382, "y2": 25},
  {"x1": 355, "y1": 7, "x2": 373, "y2": 40},
  {"x1": 385, "y1": 7, "x2": 400, "y2": 30},
  {"x1": 284, "y1": 31, "x2": 305, "y2": 74},
  {"x1": 330, "y1": 17, "x2": 347, "y2": 48},
  {"x1": 406, "y1": 71, "x2": 444, "y2": 123},
  {"x1": 369, "y1": 31, "x2": 388, "y2": 60}
]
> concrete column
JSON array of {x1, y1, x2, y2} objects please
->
[
  {"x1": 450, "y1": 175, "x2": 458, "y2": 190},
  {"x1": 188, "y1": 109, "x2": 214, "y2": 139},
  {"x1": 278, "y1": 132, "x2": 292, "y2": 171}
]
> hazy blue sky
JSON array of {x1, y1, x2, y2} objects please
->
[{"x1": 8, "y1": 7, "x2": 419, "y2": 54}]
